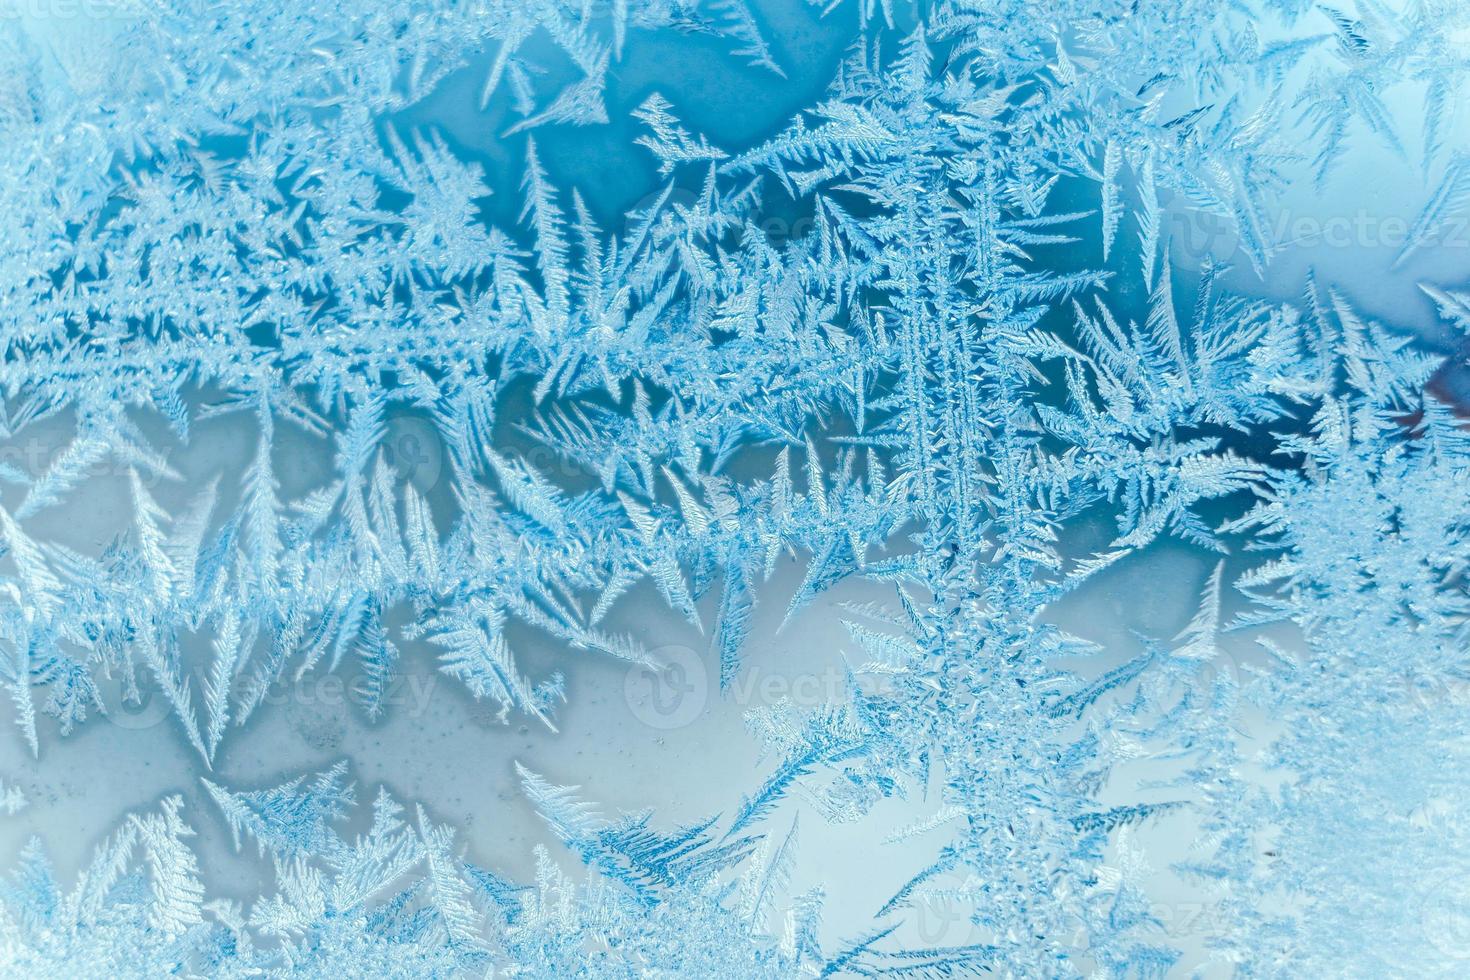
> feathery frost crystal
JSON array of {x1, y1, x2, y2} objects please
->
[{"x1": 2, "y1": 0, "x2": 1470, "y2": 975}]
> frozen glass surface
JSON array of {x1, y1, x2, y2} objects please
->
[{"x1": 1, "y1": 1, "x2": 1469, "y2": 976}]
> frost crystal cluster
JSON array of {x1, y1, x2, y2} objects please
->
[{"x1": 1, "y1": 0, "x2": 1469, "y2": 976}]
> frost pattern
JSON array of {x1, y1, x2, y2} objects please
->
[{"x1": 2, "y1": 0, "x2": 1470, "y2": 976}]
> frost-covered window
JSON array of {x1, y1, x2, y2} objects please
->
[{"x1": 1, "y1": 1, "x2": 1468, "y2": 976}]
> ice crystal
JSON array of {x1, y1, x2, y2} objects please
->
[{"x1": 3, "y1": 0, "x2": 1470, "y2": 975}]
